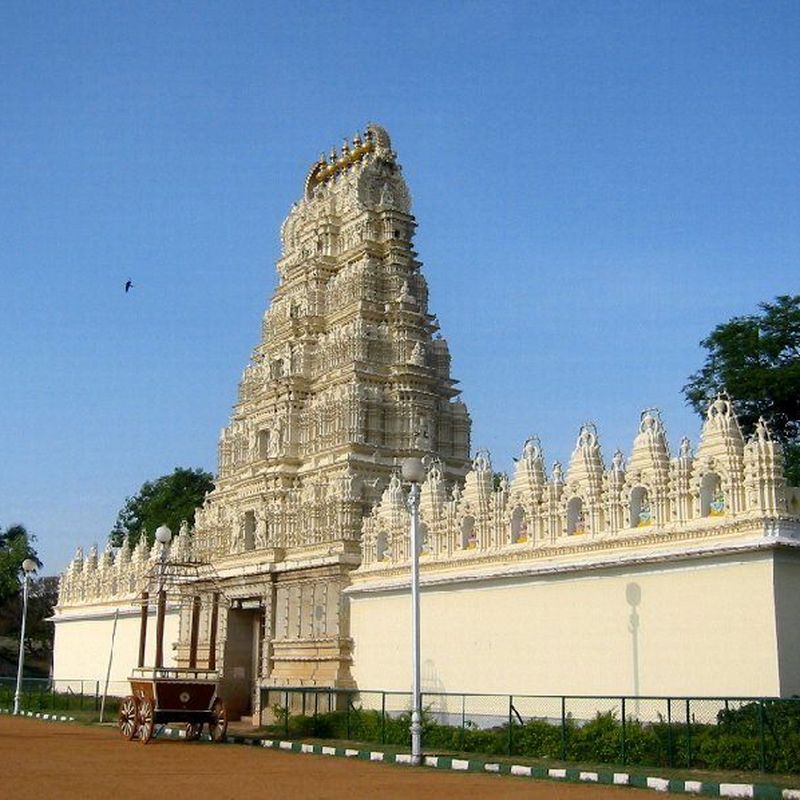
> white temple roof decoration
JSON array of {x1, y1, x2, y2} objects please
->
[{"x1": 359, "y1": 397, "x2": 800, "y2": 573}]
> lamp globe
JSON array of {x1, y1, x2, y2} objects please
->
[
  {"x1": 21, "y1": 558, "x2": 38, "y2": 575},
  {"x1": 155, "y1": 525, "x2": 172, "y2": 545},
  {"x1": 401, "y1": 457, "x2": 426, "y2": 484}
]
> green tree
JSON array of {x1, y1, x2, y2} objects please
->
[
  {"x1": 0, "y1": 524, "x2": 40, "y2": 605},
  {"x1": 110, "y1": 467, "x2": 215, "y2": 547},
  {"x1": 0, "y1": 575, "x2": 58, "y2": 677},
  {"x1": 683, "y1": 294, "x2": 800, "y2": 485}
]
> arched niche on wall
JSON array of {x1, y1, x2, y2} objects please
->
[
  {"x1": 461, "y1": 515, "x2": 476, "y2": 549},
  {"x1": 700, "y1": 472, "x2": 726, "y2": 517},
  {"x1": 510, "y1": 506, "x2": 527, "y2": 543},
  {"x1": 270, "y1": 358, "x2": 284, "y2": 379},
  {"x1": 566, "y1": 497, "x2": 586, "y2": 536},
  {"x1": 419, "y1": 522, "x2": 430, "y2": 555},
  {"x1": 243, "y1": 510, "x2": 256, "y2": 551},
  {"x1": 258, "y1": 430, "x2": 270, "y2": 459},
  {"x1": 630, "y1": 486, "x2": 652, "y2": 528},
  {"x1": 375, "y1": 531, "x2": 388, "y2": 562}
]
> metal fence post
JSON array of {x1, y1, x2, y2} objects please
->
[
  {"x1": 621, "y1": 697, "x2": 627, "y2": 765},
  {"x1": 685, "y1": 699, "x2": 692, "y2": 768},
  {"x1": 561, "y1": 696, "x2": 567, "y2": 760},
  {"x1": 666, "y1": 698, "x2": 674, "y2": 768},
  {"x1": 460, "y1": 694, "x2": 466, "y2": 752},
  {"x1": 284, "y1": 690, "x2": 289, "y2": 736},
  {"x1": 381, "y1": 692, "x2": 386, "y2": 744},
  {"x1": 79, "y1": 680, "x2": 84, "y2": 711},
  {"x1": 95, "y1": 680, "x2": 100, "y2": 711},
  {"x1": 759, "y1": 699, "x2": 767, "y2": 773},
  {"x1": 346, "y1": 692, "x2": 351, "y2": 740},
  {"x1": 507, "y1": 695, "x2": 513, "y2": 756}
]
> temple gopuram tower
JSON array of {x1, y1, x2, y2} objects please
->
[{"x1": 187, "y1": 124, "x2": 471, "y2": 702}]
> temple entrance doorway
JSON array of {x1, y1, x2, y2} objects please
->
[{"x1": 221, "y1": 603, "x2": 263, "y2": 721}]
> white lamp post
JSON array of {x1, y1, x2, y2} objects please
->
[
  {"x1": 153, "y1": 525, "x2": 172, "y2": 670},
  {"x1": 401, "y1": 457, "x2": 426, "y2": 766},
  {"x1": 13, "y1": 557, "x2": 39, "y2": 715}
]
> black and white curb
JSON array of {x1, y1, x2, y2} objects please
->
[
  {"x1": 154, "y1": 726, "x2": 800, "y2": 799},
  {"x1": 1, "y1": 707, "x2": 76, "y2": 722}
]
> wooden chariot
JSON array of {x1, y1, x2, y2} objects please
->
[
  {"x1": 118, "y1": 546, "x2": 228, "y2": 744},
  {"x1": 118, "y1": 666, "x2": 227, "y2": 744}
]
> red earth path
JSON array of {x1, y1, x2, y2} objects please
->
[{"x1": 0, "y1": 715, "x2": 659, "y2": 799}]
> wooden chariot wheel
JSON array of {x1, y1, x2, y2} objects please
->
[
  {"x1": 185, "y1": 722, "x2": 203, "y2": 741},
  {"x1": 208, "y1": 698, "x2": 227, "y2": 743},
  {"x1": 138, "y1": 697, "x2": 155, "y2": 744},
  {"x1": 118, "y1": 695, "x2": 139, "y2": 740}
]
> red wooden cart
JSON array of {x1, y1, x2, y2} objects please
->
[{"x1": 118, "y1": 666, "x2": 227, "y2": 743}]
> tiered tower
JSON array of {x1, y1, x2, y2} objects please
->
[{"x1": 189, "y1": 124, "x2": 471, "y2": 692}]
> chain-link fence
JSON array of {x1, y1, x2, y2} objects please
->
[
  {"x1": 259, "y1": 688, "x2": 800, "y2": 774},
  {"x1": 0, "y1": 677, "x2": 129, "y2": 716}
]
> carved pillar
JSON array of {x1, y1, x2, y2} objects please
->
[
  {"x1": 138, "y1": 591, "x2": 149, "y2": 669},
  {"x1": 260, "y1": 579, "x2": 275, "y2": 681},
  {"x1": 189, "y1": 595, "x2": 201, "y2": 669},
  {"x1": 208, "y1": 592, "x2": 220, "y2": 671}
]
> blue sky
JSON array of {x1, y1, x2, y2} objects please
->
[{"x1": 2, "y1": 1, "x2": 798, "y2": 574}]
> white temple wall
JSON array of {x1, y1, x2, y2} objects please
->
[
  {"x1": 349, "y1": 550, "x2": 789, "y2": 698},
  {"x1": 52, "y1": 603, "x2": 180, "y2": 693},
  {"x1": 774, "y1": 551, "x2": 800, "y2": 696}
]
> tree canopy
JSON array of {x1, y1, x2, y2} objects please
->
[
  {"x1": 0, "y1": 575, "x2": 58, "y2": 677},
  {"x1": 0, "y1": 524, "x2": 40, "y2": 606},
  {"x1": 110, "y1": 467, "x2": 215, "y2": 547},
  {"x1": 683, "y1": 294, "x2": 800, "y2": 485}
]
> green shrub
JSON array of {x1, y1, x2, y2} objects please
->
[
  {"x1": 287, "y1": 714, "x2": 317, "y2": 737},
  {"x1": 276, "y1": 698, "x2": 800, "y2": 774},
  {"x1": 514, "y1": 718, "x2": 565, "y2": 758},
  {"x1": 568, "y1": 712, "x2": 622, "y2": 764}
]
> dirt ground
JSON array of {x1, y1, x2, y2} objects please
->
[{"x1": 0, "y1": 716, "x2": 659, "y2": 799}]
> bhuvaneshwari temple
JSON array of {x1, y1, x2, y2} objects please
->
[{"x1": 52, "y1": 125, "x2": 800, "y2": 722}]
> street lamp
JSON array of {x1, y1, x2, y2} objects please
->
[
  {"x1": 402, "y1": 457, "x2": 426, "y2": 766},
  {"x1": 154, "y1": 525, "x2": 172, "y2": 670},
  {"x1": 13, "y1": 557, "x2": 39, "y2": 715}
]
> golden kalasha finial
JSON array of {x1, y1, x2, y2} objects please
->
[{"x1": 305, "y1": 126, "x2": 379, "y2": 196}]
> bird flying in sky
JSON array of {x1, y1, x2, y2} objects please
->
[{"x1": 124, "y1": 280, "x2": 133, "y2": 293}]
